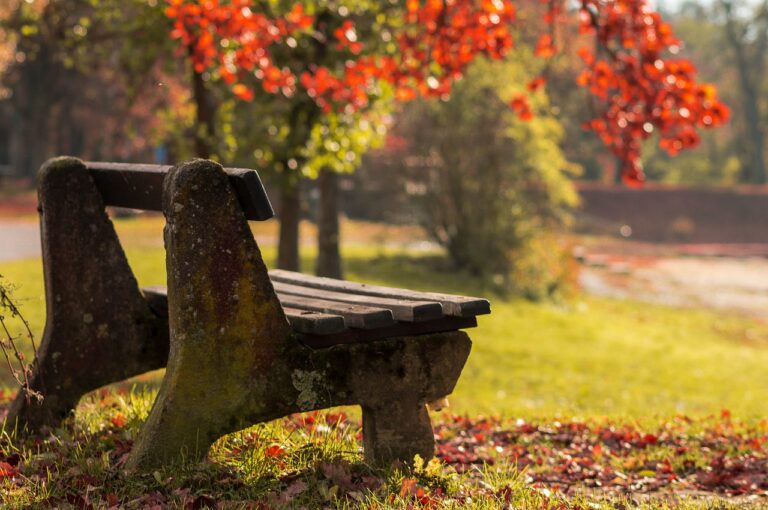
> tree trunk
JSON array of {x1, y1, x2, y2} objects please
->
[
  {"x1": 721, "y1": 0, "x2": 768, "y2": 183},
  {"x1": 190, "y1": 56, "x2": 215, "y2": 159},
  {"x1": 613, "y1": 157, "x2": 624, "y2": 185},
  {"x1": 277, "y1": 177, "x2": 301, "y2": 271},
  {"x1": 10, "y1": 40, "x2": 54, "y2": 178},
  {"x1": 316, "y1": 168, "x2": 343, "y2": 279},
  {"x1": 744, "y1": 99, "x2": 767, "y2": 184},
  {"x1": 731, "y1": 44, "x2": 767, "y2": 183}
]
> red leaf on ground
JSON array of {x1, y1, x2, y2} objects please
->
[
  {"x1": 110, "y1": 414, "x2": 127, "y2": 428},
  {"x1": 0, "y1": 461, "x2": 17, "y2": 478},
  {"x1": 264, "y1": 444, "x2": 286, "y2": 458}
]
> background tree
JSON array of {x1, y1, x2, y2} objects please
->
[
  {"x1": 620, "y1": 1, "x2": 767, "y2": 186},
  {"x1": 0, "y1": 0, "x2": 183, "y2": 177},
  {"x1": 627, "y1": 2, "x2": 738, "y2": 184},
  {"x1": 168, "y1": 0, "x2": 728, "y2": 274},
  {"x1": 718, "y1": 0, "x2": 768, "y2": 184},
  {"x1": 382, "y1": 56, "x2": 578, "y2": 295},
  {"x1": 303, "y1": 109, "x2": 388, "y2": 278},
  {"x1": 1, "y1": 1, "x2": 732, "y2": 281},
  {"x1": 165, "y1": 1, "x2": 398, "y2": 272},
  {"x1": 217, "y1": 93, "x2": 388, "y2": 277}
]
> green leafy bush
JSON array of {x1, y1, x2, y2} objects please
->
[{"x1": 390, "y1": 56, "x2": 579, "y2": 296}]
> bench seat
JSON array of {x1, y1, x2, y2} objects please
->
[{"x1": 142, "y1": 270, "x2": 489, "y2": 348}]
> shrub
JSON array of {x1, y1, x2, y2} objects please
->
[{"x1": 390, "y1": 57, "x2": 579, "y2": 295}]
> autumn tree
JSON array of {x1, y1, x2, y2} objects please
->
[
  {"x1": 629, "y1": 2, "x2": 768, "y2": 186},
  {"x1": 631, "y1": 3, "x2": 735, "y2": 185},
  {"x1": 165, "y1": 2, "x2": 397, "y2": 273},
  {"x1": 165, "y1": 0, "x2": 728, "y2": 275},
  {"x1": 212, "y1": 88, "x2": 387, "y2": 277},
  {"x1": 4, "y1": 1, "x2": 729, "y2": 273}
]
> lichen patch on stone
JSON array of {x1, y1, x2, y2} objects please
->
[{"x1": 291, "y1": 369, "x2": 325, "y2": 410}]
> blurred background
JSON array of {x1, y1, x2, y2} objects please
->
[{"x1": 2, "y1": 0, "x2": 768, "y2": 419}]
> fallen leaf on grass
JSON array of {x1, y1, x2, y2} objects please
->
[
  {"x1": 264, "y1": 444, "x2": 286, "y2": 458},
  {"x1": 278, "y1": 479, "x2": 307, "y2": 503},
  {"x1": 0, "y1": 460, "x2": 18, "y2": 478}
]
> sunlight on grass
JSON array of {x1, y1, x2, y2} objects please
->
[
  {"x1": 2, "y1": 392, "x2": 763, "y2": 508},
  {"x1": 3, "y1": 229, "x2": 768, "y2": 420},
  {"x1": 3, "y1": 218, "x2": 768, "y2": 508}
]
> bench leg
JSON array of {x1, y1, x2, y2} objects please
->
[
  {"x1": 362, "y1": 400, "x2": 435, "y2": 465},
  {"x1": 5, "y1": 157, "x2": 168, "y2": 432},
  {"x1": 347, "y1": 333, "x2": 471, "y2": 466},
  {"x1": 125, "y1": 160, "x2": 293, "y2": 471}
]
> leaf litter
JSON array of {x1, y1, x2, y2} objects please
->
[{"x1": 1, "y1": 390, "x2": 767, "y2": 509}]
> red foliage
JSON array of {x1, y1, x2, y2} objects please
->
[
  {"x1": 110, "y1": 413, "x2": 127, "y2": 428},
  {"x1": 509, "y1": 94, "x2": 534, "y2": 121},
  {"x1": 573, "y1": 0, "x2": 729, "y2": 185},
  {"x1": 535, "y1": 33, "x2": 556, "y2": 58},
  {"x1": 264, "y1": 444, "x2": 286, "y2": 458},
  {"x1": 527, "y1": 75, "x2": 547, "y2": 92},
  {"x1": 165, "y1": 0, "x2": 312, "y2": 97},
  {"x1": 165, "y1": 0, "x2": 728, "y2": 184},
  {"x1": 434, "y1": 414, "x2": 768, "y2": 497},
  {"x1": 0, "y1": 461, "x2": 18, "y2": 479}
]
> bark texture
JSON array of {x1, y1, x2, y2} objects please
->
[
  {"x1": 277, "y1": 178, "x2": 301, "y2": 271},
  {"x1": 316, "y1": 168, "x2": 343, "y2": 279},
  {"x1": 721, "y1": 0, "x2": 768, "y2": 184}
]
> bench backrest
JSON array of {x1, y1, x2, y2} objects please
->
[{"x1": 85, "y1": 161, "x2": 274, "y2": 221}]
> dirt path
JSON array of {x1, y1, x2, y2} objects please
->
[
  {"x1": 0, "y1": 217, "x2": 434, "y2": 263},
  {"x1": 580, "y1": 251, "x2": 768, "y2": 318},
  {"x1": 0, "y1": 220, "x2": 40, "y2": 262}
]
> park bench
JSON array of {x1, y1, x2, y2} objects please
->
[{"x1": 5, "y1": 157, "x2": 489, "y2": 472}]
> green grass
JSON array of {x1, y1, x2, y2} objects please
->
[
  {"x1": 342, "y1": 251, "x2": 768, "y2": 420},
  {"x1": 3, "y1": 234, "x2": 768, "y2": 419},
  {"x1": 4, "y1": 220, "x2": 768, "y2": 508}
]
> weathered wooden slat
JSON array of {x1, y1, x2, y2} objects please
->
[
  {"x1": 275, "y1": 293, "x2": 395, "y2": 329},
  {"x1": 142, "y1": 286, "x2": 477, "y2": 347},
  {"x1": 273, "y1": 282, "x2": 443, "y2": 322},
  {"x1": 86, "y1": 162, "x2": 274, "y2": 221},
  {"x1": 299, "y1": 316, "x2": 478, "y2": 349},
  {"x1": 269, "y1": 270, "x2": 491, "y2": 317},
  {"x1": 281, "y1": 307, "x2": 347, "y2": 335},
  {"x1": 142, "y1": 287, "x2": 348, "y2": 335}
]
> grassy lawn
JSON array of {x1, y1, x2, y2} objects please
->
[
  {"x1": 2, "y1": 217, "x2": 768, "y2": 507},
  {"x1": 3, "y1": 218, "x2": 768, "y2": 419}
]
